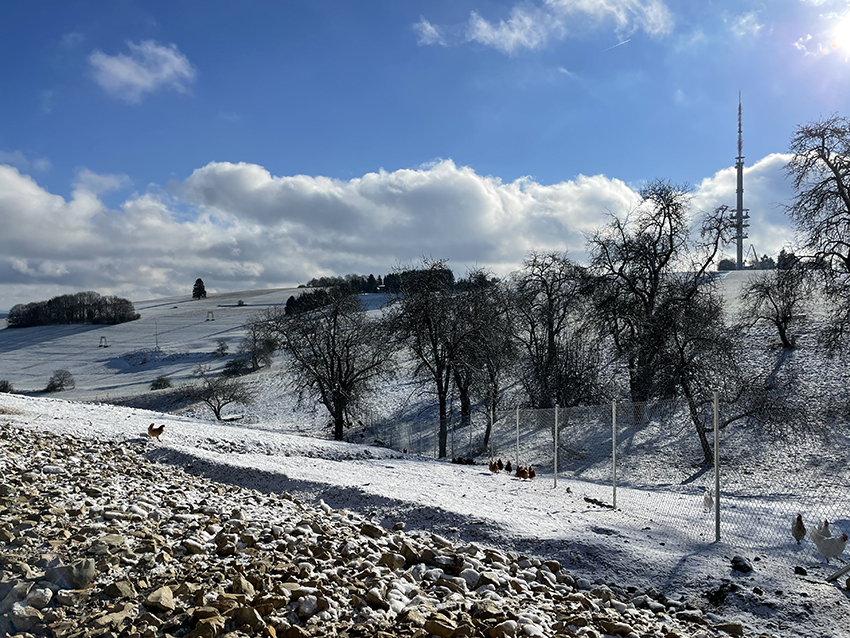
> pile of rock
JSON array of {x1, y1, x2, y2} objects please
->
[{"x1": 0, "y1": 423, "x2": 762, "y2": 638}]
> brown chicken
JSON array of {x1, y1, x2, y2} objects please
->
[
  {"x1": 515, "y1": 466, "x2": 529, "y2": 479},
  {"x1": 505, "y1": 460, "x2": 513, "y2": 473},
  {"x1": 791, "y1": 513, "x2": 806, "y2": 545},
  {"x1": 497, "y1": 458, "x2": 504, "y2": 471},
  {"x1": 489, "y1": 459, "x2": 499, "y2": 473},
  {"x1": 147, "y1": 423, "x2": 165, "y2": 441},
  {"x1": 528, "y1": 466, "x2": 536, "y2": 479}
]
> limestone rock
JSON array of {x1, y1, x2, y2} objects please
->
[{"x1": 145, "y1": 586, "x2": 176, "y2": 612}]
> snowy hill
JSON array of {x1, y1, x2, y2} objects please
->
[{"x1": 1, "y1": 274, "x2": 850, "y2": 636}]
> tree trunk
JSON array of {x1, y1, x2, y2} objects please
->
[
  {"x1": 482, "y1": 384, "x2": 499, "y2": 453},
  {"x1": 452, "y1": 367, "x2": 472, "y2": 431},
  {"x1": 482, "y1": 411, "x2": 492, "y2": 453},
  {"x1": 438, "y1": 391, "x2": 448, "y2": 458},
  {"x1": 681, "y1": 379, "x2": 713, "y2": 465},
  {"x1": 332, "y1": 396, "x2": 345, "y2": 441},
  {"x1": 777, "y1": 322, "x2": 794, "y2": 349}
]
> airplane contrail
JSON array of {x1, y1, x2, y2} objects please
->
[{"x1": 603, "y1": 38, "x2": 631, "y2": 51}]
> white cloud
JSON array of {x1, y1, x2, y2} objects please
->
[
  {"x1": 794, "y1": 33, "x2": 815, "y2": 54},
  {"x1": 546, "y1": 0, "x2": 673, "y2": 36},
  {"x1": 74, "y1": 169, "x2": 132, "y2": 196},
  {"x1": 432, "y1": 0, "x2": 673, "y2": 54},
  {"x1": 791, "y1": 4, "x2": 850, "y2": 61},
  {"x1": 0, "y1": 160, "x2": 641, "y2": 309},
  {"x1": 728, "y1": 11, "x2": 764, "y2": 38},
  {"x1": 0, "y1": 156, "x2": 801, "y2": 310},
  {"x1": 467, "y1": 7, "x2": 558, "y2": 54},
  {"x1": 0, "y1": 150, "x2": 51, "y2": 172},
  {"x1": 89, "y1": 40, "x2": 196, "y2": 103},
  {"x1": 413, "y1": 18, "x2": 447, "y2": 46}
]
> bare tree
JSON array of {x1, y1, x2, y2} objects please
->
[
  {"x1": 509, "y1": 250, "x2": 603, "y2": 408},
  {"x1": 786, "y1": 114, "x2": 850, "y2": 350},
  {"x1": 266, "y1": 286, "x2": 389, "y2": 441},
  {"x1": 385, "y1": 259, "x2": 456, "y2": 458},
  {"x1": 588, "y1": 179, "x2": 730, "y2": 404},
  {"x1": 739, "y1": 257, "x2": 811, "y2": 349},
  {"x1": 239, "y1": 313, "x2": 278, "y2": 371},
  {"x1": 192, "y1": 364, "x2": 254, "y2": 420},
  {"x1": 451, "y1": 269, "x2": 518, "y2": 450}
]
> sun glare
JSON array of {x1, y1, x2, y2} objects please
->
[{"x1": 831, "y1": 13, "x2": 850, "y2": 51}]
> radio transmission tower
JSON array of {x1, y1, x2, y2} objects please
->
[{"x1": 733, "y1": 92, "x2": 749, "y2": 269}]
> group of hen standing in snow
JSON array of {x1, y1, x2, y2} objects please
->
[
  {"x1": 488, "y1": 457, "x2": 536, "y2": 479},
  {"x1": 792, "y1": 513, "x2": 847, "y2": 563}
]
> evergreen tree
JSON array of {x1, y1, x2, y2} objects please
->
[
  {"x1": 366, "y1": 274, "x2": 378, "y2": 293},
  {"x1": 192, "y1": 278, "x2": 207, "y2": 299}
]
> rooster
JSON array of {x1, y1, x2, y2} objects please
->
[
  {"x1": 703, "y1": 489, "x2": 714, "y2": 512},
  {"x1": 147, "y1": 423, "x2": 165, "y2": 441},
  {"x1": 791, "y1": 514, "x2": 806, "y2": 545},
  {"x1": 505, "y1": 460, "x2": 512, "y2": 473}
]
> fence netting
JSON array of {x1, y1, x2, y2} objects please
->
[{"x1": 368, "y1": 397, "x2": 849, "y2": 565}]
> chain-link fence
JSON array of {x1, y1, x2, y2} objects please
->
[{"x1": 368, "y1": 395, "x2": 850, "y2": 567}]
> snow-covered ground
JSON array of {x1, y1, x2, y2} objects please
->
[{"x1": 1, "y1": 274, "x2": 850, "y2": 636}]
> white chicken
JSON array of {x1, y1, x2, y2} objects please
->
[
  {"x1": 814, "y1": 519, "x2": 832, "y2": 538},
  {"x1": 703, "y1": 488, "x2": 714, "y2": 512},
  {"x1": 811, "y1": 532, "x2": 848, "y2": 564}
]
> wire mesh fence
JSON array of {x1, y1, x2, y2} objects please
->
[{"x1": 368, "y1": 395, "x2": 850, "y2": 567}]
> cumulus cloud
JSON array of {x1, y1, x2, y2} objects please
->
[
  {"x1": 89, "y1": 40, "x2": 196, "y2": 103},
  {"x1": 0, "y1": 156, "x2": 801, "y2": 310},
  {"x1": 423, "y1": 0, "x2": 673, "y2": 53},
  {"x1": 0, "y1": 160, "x2": 642, "y2": 309}
]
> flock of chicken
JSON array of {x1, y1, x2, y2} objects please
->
[
  {"x1": 792, "y1": 514, "x2": 848, "y2": 563},
  {"x1": 702, "y1": 489, "x2": 845, "y2": 564},
  {"x1": 489, "y1": 458, "x2": 536, "y2": 479}
]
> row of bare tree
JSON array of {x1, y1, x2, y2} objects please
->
[{"x1": 224, "y1": 114, "x2": 850, "y2": 464}]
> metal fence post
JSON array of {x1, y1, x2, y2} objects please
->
[
  {"x1": 554, "y1": 404, "x2": 558, "y2": 488},
  {"x1": 515, "y1": 406, "x2": 520, "y2": 467},
  {"x1": 612, "y1": 400, "x2": 617, "y2": 510},
  {"x1": 714, "y1": 391, "x2": 720, "y2": 542}
]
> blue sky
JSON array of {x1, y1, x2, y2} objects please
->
[{"x1": 2, "y1": 0, "x2": 850, "y2": 309}]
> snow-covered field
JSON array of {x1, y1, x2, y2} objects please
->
[{"x1": 1, "y1": 274, "x2": 850, "y2": 636}]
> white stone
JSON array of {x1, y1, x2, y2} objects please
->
[{"x1": 299, "y1": 594, "x2": 319, "y2": 617}]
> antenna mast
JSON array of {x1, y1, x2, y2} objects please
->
[{"x1": 734, "y1": 92, "x2": 749, "y2": 270}]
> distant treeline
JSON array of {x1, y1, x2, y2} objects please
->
[
  {"x1": 7, "y1": 291, "x2": 140, "y2": 328},
  {"x1": 305, "y1": 268, "x2": 456, "y2": 296}
]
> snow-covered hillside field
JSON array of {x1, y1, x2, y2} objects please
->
[{"x1": 1, "y1": 273, "x2": 850, "y2": 636}]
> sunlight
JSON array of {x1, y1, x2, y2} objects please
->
[{"x1": 831, "y1": 12, "x2": 850, "y2": 53}]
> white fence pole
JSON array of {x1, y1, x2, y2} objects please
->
[
  {"x1": 554, "y1": 404, "x2": 558, "y2": 488},
  {"x1": 714, "y1": 391, "x2": 720, "y2": 542},
  {"x1": 612, "y1": 401, "x2": 617, "y2": 509}
]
